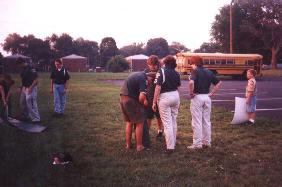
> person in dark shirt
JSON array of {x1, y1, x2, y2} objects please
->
[
  {"x1": 152, "y1": 55, "x2": 181, "y2": 154},
  {"x1": 17, "y1": 57, "x2": 40, "y2": 123},
  {"x1": 120, "y1": 72, "x2": 152, "y2": 152},
  {"x1": 145, "y1": 55, "x2": 163, "y2": 139},
  {"x1": 50, "y1": 59, "x2": 70, "y2": 117},
  {"x1": 187, "y1": 56, "x2": 221, "y2": 150},
  {"x1": 0, "y1": 74, "x2": 15, "y2": 122}
]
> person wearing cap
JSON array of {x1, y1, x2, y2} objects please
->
[
  {"x1": 17, "y1": 57, "x2": 40, "y2": 123},
  {"x1": 144, "y1": 55, "x2": 164, "y2": 139},
  {"x1": 187, "y1": 56, "x2": 221, "y2": 150},
  {"x1": 120, "y1": 71, "x2": 153, "y2": 152},
  {"x1": 152, "y1": 55, "x2": 181, "y2": 154},
  {"x1": 50, "y1": 59, "x2": 70, "y2": 117}
]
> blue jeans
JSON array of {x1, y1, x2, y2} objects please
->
[{"x1": 53, "y1": 84, "x2": 67, "y2": 114}]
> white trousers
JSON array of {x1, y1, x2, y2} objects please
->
[
  {"x1": 190, "y1": 94, "x2": 212, "y2": 147},
  {"x1": 158, "y1": 91, "x2": 180, "y2": 150}
]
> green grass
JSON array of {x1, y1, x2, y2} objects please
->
[{"x1": 0, "y1": 73, "x2": 282, "y2": 186}]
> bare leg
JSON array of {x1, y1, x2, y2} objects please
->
[
  {"x1": 147, "y1": 119, "x2": 152, "y2": 129},
  {"x1": 125, "y1": 122, "x2": 132, "y2": 149},
  {"x1": 157, "y1": 118, "x2": 163, "y2": 131},
  {"x1": 135, "y1": 123, "x2": 144, "y2": 151}
]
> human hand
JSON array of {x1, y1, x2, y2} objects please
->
[{"x1": 152, "y1": 103, "x2": 157, "y2": 112}]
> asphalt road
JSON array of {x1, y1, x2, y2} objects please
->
[{"x1": 105, "y1": 76, "x2": 282, "y2": 119}]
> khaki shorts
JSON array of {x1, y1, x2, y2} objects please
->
[{"x1": 120, "y1": 95, "x2": 146, "y2": 124}]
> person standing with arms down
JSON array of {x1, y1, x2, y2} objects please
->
[
  {"x1": 50, "y1": 59, "x2": 70, "y2": 117},
  {"x1": 245, "y1": 69, "x2": 257, "y2": 125},
  {"x1": 0, "y1": 74, "x2": 15, "y2": 121},
  {"x1": 152, "y1": 55, "x2": 181, "y2": 154},
  {"x1": 17, "y1": 57, "x2": 41, "y2": 123},
  {"x1": 187, "y1": 56, "x2": 221, "y2": 150},
  {"x1": 120, "y1": 72, "x2": 151, "y2": 152},
  {"x1": 144, "y1": 55, "x2": 163, "y2": 138}
]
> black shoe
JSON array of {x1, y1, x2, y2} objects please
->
[
  {"x1": 245, "y1": 121, "x2": 255, "y2": 125},
  {"x1": 19, "y1": 116, "x2": 30, "y2": 122},
  {"x1": 164, "y1": 149, "x2": 174, "y2": 155},
  {"x1": 156, "y1": 131, "x2": 163, "y2": 138}
]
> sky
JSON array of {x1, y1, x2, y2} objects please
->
[{"x1": 0, "y1": 0, "x2": 231, "y2": 55}]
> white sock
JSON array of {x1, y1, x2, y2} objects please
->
[{"x1": 249, "y1": 119, "x2": 255, "y2": 123}]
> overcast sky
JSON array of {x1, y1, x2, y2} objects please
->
[{"x1": 0, "y1": 0, "x2": 231, "y2": 54}]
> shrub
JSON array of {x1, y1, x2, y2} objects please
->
[{"x1": 107, "y1": 55, "x2": 129, "y2": 72}]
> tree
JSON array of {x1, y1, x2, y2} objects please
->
[
  {"x1": 168, "y1": 42, "x2": 190, "y2": 55},
  {"x1": 119, "y1": 43, "x2": 145, "y2": 57},
  {"x1": 145, "y1": 38, "x2": 169, "y2": 58},
  {"x1": 107, "y1": 55, "x2": 129, "y2": 72},
  {"x1": 74, "y1": 37, "x2": 100, "y2": 68},
  {"x1": 194, "y1": 42, "x2": 222, "y2": 53},
  {"x1": 47, "y1": 33, "x2": 76, "y2": 58},
  {"x1": 100, "y1": 37, "x2": 118, "y2": 68},
  {"x1": 211, "y1": 0, "x2": 282, "y2": 69},
  {"x1": 3, "y1": 33, "x2": 25, "y2": 54},
  {"x1": 0, "y1": 52, "x2": 3, "y2": 64}
]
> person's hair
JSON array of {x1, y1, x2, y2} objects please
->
[
  {"x1": 247, "y1": 69, "x2": 257, "y2": 76},
  {"x1": 55, "y1": 59, "x2": 63, "y2": 64},
  {"x1": 147, "y1": 55, "x2": 159, "y2": 66},
  {"x1": 190, "y1": 56, "x2": 203, "y2": 67},
  {"x1": 163, "y1": 55, "x2": 177, "y2": 69}
]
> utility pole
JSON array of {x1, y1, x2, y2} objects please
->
[{"x1": 230, "y1": 0, "x2": 235, "y2": 54}]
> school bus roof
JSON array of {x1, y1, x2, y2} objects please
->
[{"x1": 176, "y1": 52, "x2": 263, "y2": 60}]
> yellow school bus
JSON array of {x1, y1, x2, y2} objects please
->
[{"x1": 176, "y1": 52, "x2": 263, "y2": 78}]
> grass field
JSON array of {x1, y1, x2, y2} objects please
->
[{"x1": 0, "y1": 73, "x2": 282, "y2": 186}]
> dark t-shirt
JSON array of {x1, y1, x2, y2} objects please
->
[
  {"x1": 144, "y1": 68, "x2": 157, "y2": 101},
  {"x1": 155, "y1": 67, "x2": 181, "y2": 93},
  {"x1": 50, "y1": 68, "x2": 70, "y2": 84},
  {"x1": 120, "y1": 72, "x2": 147, "y2": 100},
  {"x1": 20, "y1": 65, "x2": 38, "y2": 87},
  {"x1": 190, "y1": 67, "x2": 220, "y2": 94}
]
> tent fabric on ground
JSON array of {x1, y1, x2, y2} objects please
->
[
  {"x1": 231, "y1": 97, "x2": 249, "y2": 124},
  {"x1": 8, "y1": 117, "x2": 47, "y2": 133}
]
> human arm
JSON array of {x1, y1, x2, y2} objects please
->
[
  {"x1": 188, "y1": 80, "x2": 195, "y2": 98},
  {"x1": 152, "y1": 85, "x2": 161, "y2": 112},
  {"x1": 209, "y1": 81, "x2": 222, "y2": 97},
  {"x1": 50, "y1": 79, "x2": 54, "y2": 94},
  {"x1": 64, "y1": 80, "x2": 69, "y2": 93},
  {"x1": 0, "y1": 86, "x2": 7, "y2": 106},
  {"x1": 27, "y1": 78, "x2": 38, "y2": 94},
  {"x1": 139, "y1": 92, "x2": 148, "y2": 107}
]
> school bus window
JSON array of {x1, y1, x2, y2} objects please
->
[
  {"x1": 227, "y1": 59, "x2": 234, "y2": 65},
  {"x1": 246, "y1": 60, "x2": 254, "y2": 65},
  {"x1": 215, "y1": 60, "x2": 221, "y2": 64},
  {"x1": 210, "y1": 60, "x2": 215, "y2": 65},
  {"x1": 221, "y1": 59, "x2": 227, "y2": 65},
  {"x1": 203, "y1": 59, "x2": 209, "y2": 64}
]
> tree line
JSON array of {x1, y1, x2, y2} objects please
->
[
  {"x1": 0, "y1": 33, "x2": 189, "y2": 71},
  {"x1": 1, "y1": 0, "x2": 281, "y2": 70}
]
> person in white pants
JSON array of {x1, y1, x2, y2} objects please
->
[
  {"x1": 188, "y1": 56, "x2": 221, "y2": 149},
  {"x1": 153, "y1": 55, "x2": 181, "y2": 154}
]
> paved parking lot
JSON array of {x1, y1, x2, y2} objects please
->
[
  {"x1": 180, "y1": 77, "x2": 282, "y2": 119},
  {"x1": 106, "y1": 76, "x2": 282, "y2": 119}
]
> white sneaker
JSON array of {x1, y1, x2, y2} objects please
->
[{"x1": 187, "y1": 144, "x2": 202, "y2": 150}]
